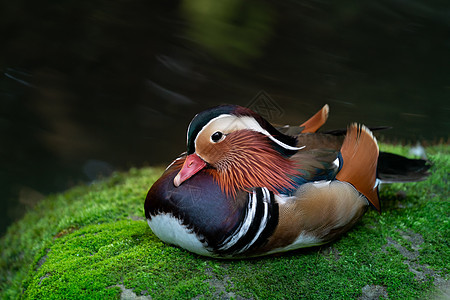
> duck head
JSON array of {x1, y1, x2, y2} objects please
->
[{"x1": 174, "y1": 105, "x2": 304, "y2": 196}]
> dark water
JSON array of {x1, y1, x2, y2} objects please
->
[{"x1": 1, "y1": 0, "x2": 449, "y2": 235}]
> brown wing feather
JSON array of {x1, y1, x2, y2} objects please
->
[
  {"x1": 274, "y1": 104, "x2": 329, "y2": 136},
  {"x1": 300, "y1": 104, "x2": 329, "y2": 133},
  {"x1": 336, "y1": 124, "x2": 380, "y2": 212},
  {"x1": 257, "y1": 181, "x2": 368, "y2": 254},
  {"x1": 290, "y1": 149, "x2": 339, "y2": 181},
  {"x1": 296, "y1": 133, "x2": 344, "y2": 150}
]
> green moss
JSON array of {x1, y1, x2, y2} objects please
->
[
  {"x1": 22, "y1": 220, "x2": 212, "y2": 299},
  {"x1": 1, "y1": 145, "x2": 449, "y2": 299}
]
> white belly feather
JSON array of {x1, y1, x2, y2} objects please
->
[{"x1": 147, "y1": 214, "x2": 211, "y2": 257}]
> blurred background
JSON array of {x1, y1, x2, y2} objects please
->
[{"x1": 1, "y1": 0, "x2": 449, "y2": 235}]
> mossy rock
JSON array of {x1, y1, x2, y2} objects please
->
[{"x1": 1, "y1": 144, "x2": 449, "y2": 299}]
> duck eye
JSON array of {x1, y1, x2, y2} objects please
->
[{"x1": 211, "y1": 131, "x2": 224, "y2": 143}]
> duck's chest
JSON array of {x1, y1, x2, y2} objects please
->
[{"x1": 144, "y1": 168, "x2": 280, "y2": 258}]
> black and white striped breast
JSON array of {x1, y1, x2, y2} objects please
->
[
  {"x1": 214, "y1": 187, "x2": 278, "y2": 257},
  {"x1": 144, "y1": 166, "x2": 279, "y2": 258}
]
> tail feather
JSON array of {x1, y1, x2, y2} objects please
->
[
  {"x1": 336, "y1": 124, "x2": 380, "y2": 212},
  {"x1": 300, "y1": 104, "x2": 329, "y2": 133},
  {"x1": 377, "y1": 152, "x2": 430, "y2": 183}
]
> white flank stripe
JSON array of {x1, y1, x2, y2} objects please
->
[
  {"x1": 239, "y1": 188, "x2": 270, "y2": 253},
  {"x1": 218, "y1": 191, "x2": 257, "y2": 251}
]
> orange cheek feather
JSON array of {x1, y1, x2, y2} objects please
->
[{"x1": 208, "y1": 131, "x2": 302, "y2": 197}]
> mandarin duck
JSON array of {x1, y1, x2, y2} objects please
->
[{"x1": 144, "y1": 104, "x2": 429, "y2": 258}]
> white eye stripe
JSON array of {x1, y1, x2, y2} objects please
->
[
  {"x1": 226, "y1": 116, "x2": 305, "y2": 150},
  {"x1": 194, "y1": 114, "x2": 233, "y2": 150},
  {"x1": 266, "y1": 134, "x2": 305, "y2": 151},
  {"x1": 193, "y1": 114, "x2": 305, "y2": 152}
]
